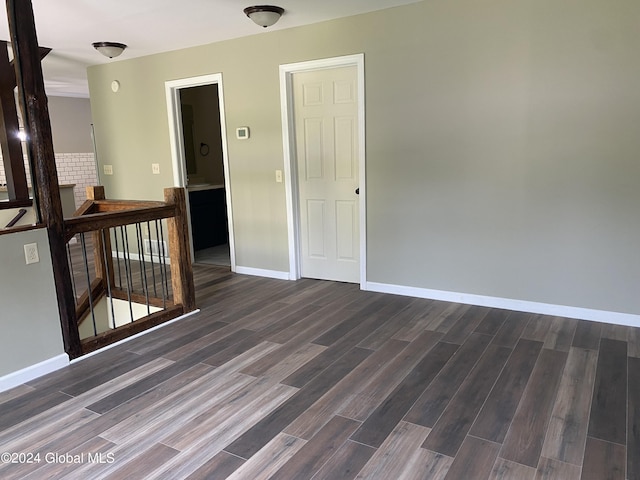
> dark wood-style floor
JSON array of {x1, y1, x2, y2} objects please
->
[{"x1": 1, "y1": 264, "x2": 639, "y2": 479}]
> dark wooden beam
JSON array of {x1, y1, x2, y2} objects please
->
[
  {"x1": 6, "y1": 0, "x2": 82, "y2": 358},
  {"x1": 0, "y1": 40, "x2": 28, "y2": 201},
  {"x1": 0, "y1": 39, "x2": 48, "y2": 202}
]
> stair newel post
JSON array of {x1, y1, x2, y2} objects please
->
[
  {"x1": 86, "y1": 186, "x2": 115, "y2": 293},
  {"x1": 164, "y1": 187, "x2": 196, "y2": 312}
]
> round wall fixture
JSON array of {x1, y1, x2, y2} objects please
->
[{"x1": 111, "y1": 80, "x2": 120, "y2": 93}]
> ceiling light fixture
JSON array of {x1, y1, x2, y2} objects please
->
[
  {"x1": 243, "y1": 5, "x2": 284, "y2": 28},
  {"x1": 92, "y1": 42, "x2": 127, "y2": 58}
]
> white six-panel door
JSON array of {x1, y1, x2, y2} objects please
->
[{"x1": 292, "y1": 66, "x2": 359, "y2": 283}]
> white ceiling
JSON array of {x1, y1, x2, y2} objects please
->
[{"x1": 0, "y1": 0, "x2": 422, "y2": 98}]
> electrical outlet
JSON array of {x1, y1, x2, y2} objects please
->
[
  {"x1": 152, "y1": 163, "x2": 160, "y2": 175},
  {"x1": 275, "y1": 169, "x2": 283, "y2": 183},
  {"x1": 24, "y1": 243, "x2": 39, "y2": 264},
  {"x1": 103, "y1": 164, "x2": 113, "y2": 175}
]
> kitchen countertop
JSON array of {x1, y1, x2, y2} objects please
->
[{"x1": 0, "y1": 183, "x2": 76, "y2": 192}]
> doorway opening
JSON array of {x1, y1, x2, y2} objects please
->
[{"x1": 165, "y1": 74, "x2": 235, "y2": 270}]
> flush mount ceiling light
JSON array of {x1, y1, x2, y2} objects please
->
[
  {"x1": 243, "y1": 5, "x2": 284, "y2": 28},
  {"x1": 92, "y1": 42, "x2": 127, "y2": 58}
]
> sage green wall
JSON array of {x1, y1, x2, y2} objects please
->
[
  {"x1": 48, "y1": 96, "x2": 94, "y2": 153},
  {"x1": 0, "y1": 229, "x2": 66, "y2": 377},
  {"x1": 88, "y1": 0, "x2": 640, "y2": 315}
]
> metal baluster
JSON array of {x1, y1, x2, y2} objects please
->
[
  {"x1": 146, "y1": 221, "x2": 158, "y2": 297},
  {"x1": 121, "y1": 226, "x2": 135, "y2": 323},
  {"x1": 113, "y1": 228, "x2": 123, "y2": 288},
  {"x1": 135, "y1": 222, "x2": 151, "y2": 315},
  {"x1": 101, "y1": 229, "x2": 117, "y2": 329},
  {"x1": 80, "y1": 233, "x2": 97, "y2": 336},
  {"x1": 160, "y1": 221, "x2": 170, "y2": 305},
  {"x1": 156, "y1": 219, "x2": 168, "y2": 308}
]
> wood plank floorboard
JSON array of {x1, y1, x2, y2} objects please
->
[
  {"x1": 337, "y1": 330, "x2": 444, "y2": 422},
  {"x1": 587, "y1": 338, "x2": 628, "y2": 445},
  {"x1": 628, "y1": 356, "x2": 640, "y2": 480},
  {"x1": 499, "y1": 349, "x2": 568, "y2": 468},
  {"x1": 541, "y1": 347, "x2": 598, "y2": 466},
  {"x1": 443, "y1": 435, "x2": 501, "y2": 480},
  {"x1": 349, "y1": 341, "x2": 458, "y2": 448},
  {"x1": 475, "y1": 308, "x2": 510, "y2": 336},
  {"x1": 491, "y1": 310, "x2": 534, "y2": 348},
  {"x1": 421, "y1": 344, "x2": 512, "y2": 457},
  {"x1": 404, "y1": 332, "x2": 493, "y2": 428},
  {"x1": 470, "y1": 338, "x2": 543, "y2": 443},
  {"x1": 581, "y1": 436, "x2": 626, "y2": 480},
  {"x1": 269, "y1": 415, "x2": 360, "y2": 480},
  {"x1": 0, "y1": 264, "x2": 636, "y2": 479},
  {"x1": 572, "y1": 319, "x2": 602, "y2": 350}
]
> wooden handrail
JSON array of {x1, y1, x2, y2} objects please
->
[
  {"x1": 4, "y1": 208, "x2": 27, "y2": 228},
  {"x1": 64, "y1": 205, "x2": 176, "y2": 242}
]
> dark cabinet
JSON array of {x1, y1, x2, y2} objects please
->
[{"x1": 188, "y1": 187, "x2": 228, "y2": 250}]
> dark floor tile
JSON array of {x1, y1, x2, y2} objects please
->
[
  {"x1": 311, "y1": 440, "x2": 375, "y2": 480},
  {"x1": 0, "y1": 390, "x2": 72, "y2": 431},
  {"x1": 627, "y1": 357, "x2": 640, "y2": 480},
  {"x1": 444, "y1": 435, "x2": 500, "y2": 480},
  {"x1": 470, "y1": 338, "x2": 543, "y2": 443},
  {"x1": 500, "y1": 349, "x2": 568, "y2": 468},
  {"x1": 492, "y1": 311, "x2": 532, "y2": 348},
  {"x1": 572, "y1": 320, "x2": 602, "y2": 350},
  {"x1": 543, "y1": 317, "x2": 577, "y2": 352},
  {"x1": 86, "y1": 359, "x2": 189, "y2": 414},
  {"x1": 185, "y1": 451, "x2": 245, "y2": 480},
  {"x1": 137, "y1": 320, "x2": 228, "y2": 357},
  {"x1": 581, "y1": 437, "x2": 626, "y2": 480},
  {"x1": 404, "y1": 332, "x2": 492, "y2": 427},
  {"x1": 588, "y1": 338, "x2": 627, "y2": 445},
  {"x1": 422, "y1": 344, "x2": 512, "y2": 457},
  {"x1": 350, "y1": 341, "x2": 458, "y2": 448},
  {"x1": 474, "y1": 308, "x2": 510, "y2": 336},
  {"x1": 270, "y1": 415, "x2": 360, "y2": 480},
  {"x1": 223, "y1": 347, "x2": 372, "y2": 460},
  {"x1": 440, "y1": 306, "x2": 490, "y2": 344},
  {"x1": 283, "y1": 310, "x2": 391, "y2": 388}
]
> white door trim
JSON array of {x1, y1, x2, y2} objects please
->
[
  {"x1": 279, "y1": 54, "x2": 366, "y2": 287},
  {"x1": 165, "y1": 73, "x2": 236, "y2": 271}
]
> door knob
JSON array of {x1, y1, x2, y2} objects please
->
[{"x1": 355, "y1": 187, "x2": 359, "y2": 195}]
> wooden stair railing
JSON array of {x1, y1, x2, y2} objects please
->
[
  {"x1": 65, "y1": 186, "x2": 196, "y2": 355},
  {"x1": 4, "y1": 208, "x2": 27, "y2": 228}
]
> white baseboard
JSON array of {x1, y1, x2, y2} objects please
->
[
  {"x1": 0, "y1": 354, "x2": 69, "y2": 393},
  {"x1": 365, "y1": 281, "x2": 640, "y2": 327},
  {"x1": 235, "y1": 266, "x2": 292, "y2": 280},
  {"x1": 113, "y1": 251, "x2": 172, "y2": 265},
  {"x1": 71, "y1": 309, "x2": 200, "y2": 363}
]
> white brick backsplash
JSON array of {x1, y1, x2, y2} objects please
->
[{"x1": 1, "y1": 152, "x2": 97, "y2": 209}]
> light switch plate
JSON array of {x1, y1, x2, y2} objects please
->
[
  {"x1": 103, "y1": 164, "x2": 113, "y2": 175},
  {"x1": 24, "y1": 243, "x2": 39, "y2": 264}
]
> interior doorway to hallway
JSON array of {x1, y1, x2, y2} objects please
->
[{"x1": 165, "y1": 74, "x2": 235, "y2": 270}]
